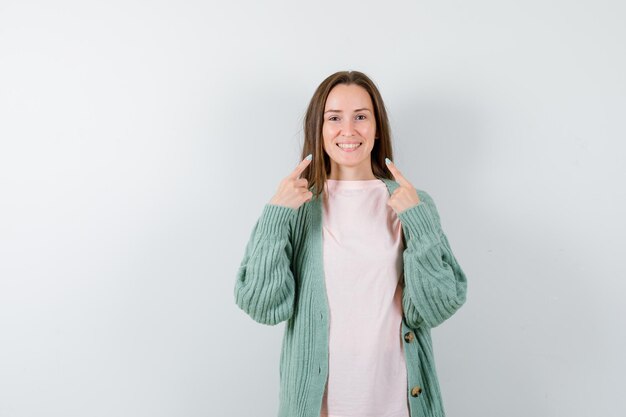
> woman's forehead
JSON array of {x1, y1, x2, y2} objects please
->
[{"x1": 325, "y1": 84, "x2": 373, "y2": 110}]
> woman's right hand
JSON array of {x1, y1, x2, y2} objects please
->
[{"x1": 269, "y1": 155, "x2": 313, "y2": 210}]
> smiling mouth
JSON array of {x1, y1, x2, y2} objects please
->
[{"x1": 337, "y1": 143, "x2": 362, "y2": 151}]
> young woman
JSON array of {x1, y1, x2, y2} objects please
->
[{"x1": 234, "y1": 70, "x2": 468, "y2": 417}]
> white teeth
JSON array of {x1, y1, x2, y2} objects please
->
[{"x1": 337, "y1": 143, "x2": 361, "y2": 149}]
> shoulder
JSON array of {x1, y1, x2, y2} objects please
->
[
  {"x1": 383, "y1": 177, "x2": 436, "y2": 206},
  {"x1": 414, "y1": 189, "x2": 443, "y2": 227},
  {"x1": 415, "y1": 188, "x2": 436, "y2": 206}
]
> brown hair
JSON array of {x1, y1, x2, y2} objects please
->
[{"x1": 300, "y1": 70, "x2": 394, "y2": 200}]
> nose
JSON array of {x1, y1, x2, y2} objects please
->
[{"x1": 341, "y1": 119, "x2": 356, "y2": 136}]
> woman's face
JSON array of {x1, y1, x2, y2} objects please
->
[{"x1": 322, "y1": 83, "x2": 377, "y2": 179}]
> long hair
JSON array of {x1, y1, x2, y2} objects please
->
[{"x1": 300, "y1": 70, "x2": 394, "y2": 199}]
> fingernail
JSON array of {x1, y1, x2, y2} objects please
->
[
  {"x1": 385, "y1": 157, "x2": 391, "y2": 165},
  {"x1": 306, "y1": 153, "x2": 313, "y2": 160}
]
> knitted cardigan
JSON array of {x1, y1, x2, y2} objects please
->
[{"x1": 234, "y1": 177, "x2": 468, "y2": 417}]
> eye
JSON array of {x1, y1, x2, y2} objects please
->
[
  {"x1": 328, "y1": 116, "x2": 339, "y2": 121},
  {"x1": 356, "y1": 114, "x2": 366, "y2": 120}
]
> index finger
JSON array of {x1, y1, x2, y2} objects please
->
[
  {"x1": 289, "y1": 154, "x2": 313, "y2": 179},
  {"x1": 386, "y1": 158, "x2": 412, "y2": 188}
]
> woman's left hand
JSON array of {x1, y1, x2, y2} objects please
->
[{"x1": 385, "y1": 158, "x2": 421, "y2": 214}]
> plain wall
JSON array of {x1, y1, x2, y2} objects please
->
[{"x1": 1, "y1": 0, "x2": 625, "y2": 416}]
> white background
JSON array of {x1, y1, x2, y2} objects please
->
[{"x1": 1, "y1": 1, "x2": 625, "y2": 416}]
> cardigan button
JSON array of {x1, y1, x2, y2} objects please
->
[
  {"x1": 404, "y1": 331, "x2": 414, "y2": 343},
  {"x1": 410, "y1": 385, "x2": 422, "y2": 397}
]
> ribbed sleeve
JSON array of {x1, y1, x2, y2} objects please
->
[
  {"x1": 398, "y1": 191, "x2": 468, "y2": 329},
  {"x1": 234, "y1": 204, "x2": 298, "y2": 325}
]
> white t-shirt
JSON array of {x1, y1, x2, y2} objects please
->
[{"x1": 320, "y1": 178, "x2": 409, "y2": 417}]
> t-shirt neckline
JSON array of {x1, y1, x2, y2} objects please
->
[{"x1": 325, "y1": 178, "x2": 386, "y2": 190}]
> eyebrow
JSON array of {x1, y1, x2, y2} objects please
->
[{"x1": 324, "y1": 108, "x2": 372, "y2": 114}]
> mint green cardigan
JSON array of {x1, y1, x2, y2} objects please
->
[{"x1": 234, "y1": 177, "x2": 468, "y2": 417}]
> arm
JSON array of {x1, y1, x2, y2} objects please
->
[
  {"x1": 234, "y1": 204, "x2": 297, "y2": 326},
  {"x1": 398, "y1": 191, "x2": 468, "y2": 329}
]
